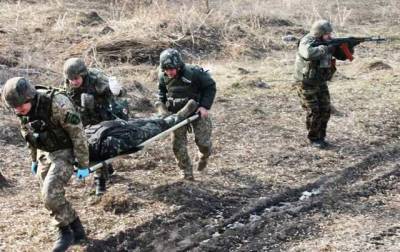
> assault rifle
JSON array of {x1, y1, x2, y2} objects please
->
[{"x1": 311, "y1": 36, "x2": 386, "y2": 61}]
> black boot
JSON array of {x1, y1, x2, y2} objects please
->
[
  {"x1": 70, "y1": 217, "x2": 86, "y2": 243},
  {"x1": 52, "y1": 225, "x2": 73, "y2": 252},
  {"x1": 95, "y1": 176, "x2": 106, "y2": 196},
  {"x1": 164, "y1": 99, "x2": 199, "y2": 126},
  {"x1": 310, "y1": 139, "x2": 329, "y2": 149}
]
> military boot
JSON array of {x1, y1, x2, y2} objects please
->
[
  {"x1": 95, "y1": 176, "x2": 106, "y2": 196},
  {"x1": 155, "y1": 101, "x2": 169, "y2": 117},
  {"x1": 197, "y1": 158, "x2": 208, "y2": 171},
  {"x1": 176, "y1": 99, "x2": 198, "y2": 119},
  {"x1": 52, "y1": 225, "x2": 73, "y2": 252},
  {"x1": 183, "y1": 166, "x2": 195, "y2": 181},
  {"x1": 310, "y1": 139, "x2": 329, "y2": 149},
  {"x1": 70, "y1": 217, "x2": 86, "y2": 243},
  {"x1": 164, "y1": 99, "x2": 199, "y2": 126}
]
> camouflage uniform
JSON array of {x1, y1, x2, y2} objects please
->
[
  {"x1": 86, "y1": 100, "x2": 199, "y2": 162},
  {"x1": 294, "y1": 20, "x2": 352, "y2": 145},
  {"x1": 63, "y1": 58, "x2": 128, "y2": 194},
  {"x1": 63, "y1": 60, "x2": 128, "y2": 126},
  {"x1": 158, "y1": 49, "x2": 216, "y2": 179},
  {"x1": 18, "y1": 87, "x2": 89, "y2": 227},
  {"x1": 2, "y1": 77, "x2": 88, "y2": 251}
]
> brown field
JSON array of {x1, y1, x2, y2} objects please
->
[{"x1": 0, "y1": 0, "x2": 399, "y2": 251}]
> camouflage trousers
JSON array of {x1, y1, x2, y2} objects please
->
[
  {"x1": 37, "y1": 149, "x2": 77, "y2": 227},
  {"x1": 297, "y1": 80, "x2": 331, "y2": 141},
  {"x1": 171, "y1": 116, "x2": 212, "y2": 176},
  {"x1": 94, "y1": 163, "x2": 112, "y2": 181}
]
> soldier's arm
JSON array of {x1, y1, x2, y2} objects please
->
[
  {"x1": 19, "y1": 122, "x2": 38, "y2": 162},
  {"x1": 94, "y1": 72, "x2": 123, "y2": 108},
  {"x1": 29, "y1": 145, "x2": 37, "y2": 162},
  {"x1": 94, "y1": 71, "x2": 111, "y2": 95},
  {"x1": 158, "y1": 72, "x2": 168, "y2": 104},
  {"x1": 52, "y1": 94, "x2": 89, "y2": 167},
  {"x1": 298, "y1": 36, "x2": 329, "y2": 60},
  {"x1": 197, "y1": 69, "x2": 216, "y2": 110}
]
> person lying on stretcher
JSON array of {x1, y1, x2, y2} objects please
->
[{"x1": 85, "y1": 99, "x2": 199, "y2": 162}]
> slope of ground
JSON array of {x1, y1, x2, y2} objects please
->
[{"x1": 0, "y1": 0, "x2": 399, "y2": 251}]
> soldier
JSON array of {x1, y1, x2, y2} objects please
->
[
  {"x1": 157, "y1": 48, "x2": 216, "y2": 180},
  {"x1": 2, "y1": 77, "x2": 90, "y2": 252},
  {"x1": 63, "y1": 58, "x2": 127, "y2": 195},
  {"x1": 294, "y1": 20, "x2": 354, "y2": 148}
]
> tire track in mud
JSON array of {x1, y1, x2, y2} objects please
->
[
  {"x1": 369, "y1": 226, "x2": 400, "y2": 248},
  {"x1": 174, "y1": 145, "x2": 400, "y2": 251},
  {"x1": 85, "y1": 144, "x2": 400, "y2": 251}
]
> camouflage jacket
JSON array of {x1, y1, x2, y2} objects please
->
[
  {"x1": 294, "y1": 34, "x2": 351, "y2": 82},
  {"x1": 64, "y1": 68, "x2": 123, "y2": 126},
  {"x1": 158, "y1": 64, "x2": 216, "y2": 111},
  {"x1": 20, "y1": 89, "x2": 89, "y2": 167}
]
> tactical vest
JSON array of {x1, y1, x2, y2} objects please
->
[
  {"x1": 67, "y1": 69, "x2": 124, "y2": 125},
  {"x1": 164, "y1": 65, "x2": 202, "y2": 112},
  {"x1": 166, "y1": 65, "x2": 202, "y2": 99},
  {"x1": 295, "y1": 36, "x2": 335, "y2": 82},
  {"x1": 20, "y1": 87, "x2": 73, "y2": 152}
]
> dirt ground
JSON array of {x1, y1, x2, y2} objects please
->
[{"x1": 0, "y1": 0, "x2": 399, "y2": 251}]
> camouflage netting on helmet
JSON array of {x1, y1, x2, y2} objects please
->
[
  {"x1": 2, "y1": 77, "x2": 37, "y2": 108},
  {"x1": 63, "y1": 58, "x2": 88, "y2": 80},
  {"x1": 310, "y1": 20, "x2": 333, "y2": 37},
  {"x1": 159, "y1": 48, "x2": 184, "y2": 70}
]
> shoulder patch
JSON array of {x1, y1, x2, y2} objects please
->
[{"x1": 65, "y1": 112, "x2": 81, "y2": 125}]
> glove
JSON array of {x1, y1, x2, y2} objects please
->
[
  {"x1": 76, "y1": 167, "x2": 90, "y2": 179},
  {"x1": 31, "y1": 162, "x2": 38, "y2": 175}
]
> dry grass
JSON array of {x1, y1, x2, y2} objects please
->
[{"x1": 0, "y1": 0, "x2": 400, "y2": 251}]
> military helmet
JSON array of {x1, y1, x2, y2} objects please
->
[
  {"x1": 63, "y1": 58, "x2": 88, "y2": 80},
  {"x1": 2, "y1": 77, "x2": 37, "y2": 108},
  {"x1": 310, "y1": 20, "x2": 333, "y2": 37},
  {"x1": 159, "y1": 48, "x2": 184, "y2": 70}
]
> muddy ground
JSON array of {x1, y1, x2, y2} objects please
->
[{"x1": 0, "y1": 0, "x2": 400, "y2": 251}]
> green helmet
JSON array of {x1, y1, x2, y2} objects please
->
[
  {"x1": 159, "y1": 48, "x2": 184, "y2": 70},
  {"x1": 310, "y1": 20, "x2": 333, "y2": 37},
  {"x1": 63, "y1": 58, "x2": 88, "y2": 80},
  {"x1": 2, "y1": 77, "x2": 37, "y2": 108}
]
